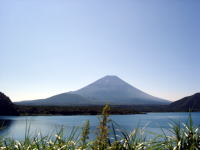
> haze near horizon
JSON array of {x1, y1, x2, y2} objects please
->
[{"x1": 1, "y1": 0, "x2": 200, "y2": 102}]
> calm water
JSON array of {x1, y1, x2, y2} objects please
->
[{"x1": 0, "y1": 112, "x2": 200, "y2": 140}]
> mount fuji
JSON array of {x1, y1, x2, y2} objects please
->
[{"x1": 16, "y1": 75, "x2": 170, "y2": 106}]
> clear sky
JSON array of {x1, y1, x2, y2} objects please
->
[{"x1": 1, "y1": 0, "x2": 200, "y2": 102}]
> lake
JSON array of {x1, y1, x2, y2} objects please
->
[{"x1": 0, "y1": 112, "x2": 200, "y2": 140}]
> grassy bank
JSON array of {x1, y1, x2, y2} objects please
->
[{"x1": 0, "y1": 105, "x2": 199, "y2": 150}]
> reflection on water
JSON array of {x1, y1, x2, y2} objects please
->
[
  {"x1": 0, "y1": 119, "x2": 13, "y2": 135},
  {"x1": 0, "y1": 112, "x2": 199, "y2": 140}
]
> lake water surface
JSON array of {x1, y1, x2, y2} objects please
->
[{"x1": 0, "y1": 112, "x2": 200, "y2": 140}]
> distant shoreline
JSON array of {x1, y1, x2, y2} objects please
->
[
  {"x1": 14, "y1": 105, "x2": 143, "y2": 116},
  {"x1": 14, "y1": 104, "x2": 200, "y2": 116}
]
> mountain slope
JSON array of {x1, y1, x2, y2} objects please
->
[
  {"x1": 72, "y1": 75, "x2": 170, "y2": 105},
  {"x1": 169, "y1": 93, "x2": 200, "y2": 111},
  {"x1": 0, "y1": 92, "x2": 18, "y2": 115},
  {"x1": 16, "y1": 93, "x2": 92, "y2": 106},
  {"x1": 16, "y1": 75, "x2": 170, "y2": 106}
]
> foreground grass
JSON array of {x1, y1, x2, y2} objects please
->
[{"x1": 0, "y1": 105, "x2": 199, "y2": 150}]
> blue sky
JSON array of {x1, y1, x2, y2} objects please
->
[{"x1": 1, "y1": 0, "x2": 200, "y2": 102}]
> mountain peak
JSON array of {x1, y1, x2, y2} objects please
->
[
  {"x1": 102, "y1": 75, "x2": 120, "y2": 78},
  {"x1": 100, "y1": 75, "x2": 122, "y2": 81},
  {"x1": 92, "y1": 75, "x2": 128, "y2": 87}
]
